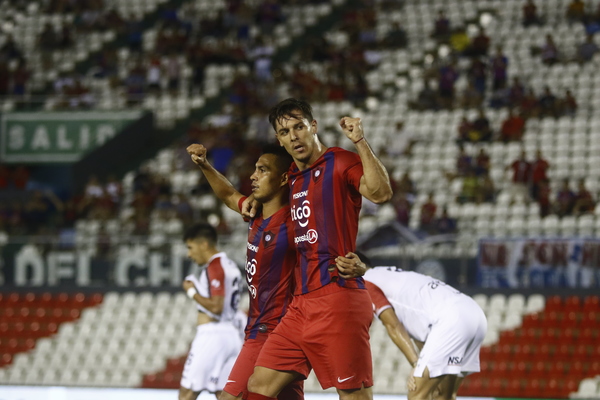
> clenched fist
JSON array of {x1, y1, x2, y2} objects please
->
[
  {"x1": 187, "y1": 143, "x2": 207, "y2": 165},
  {"x1": 339, "y1": 117, "x2": 365, "y2": 144}
]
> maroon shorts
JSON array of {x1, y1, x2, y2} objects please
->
[
  {"x1": 223, "y1": 336, "x2": 304, "y2": 400},
  {"x1": 255, "y1": 283, "x2": 373, "y2": 390}
]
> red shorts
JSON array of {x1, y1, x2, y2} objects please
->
[
  {"x1": 255, "y1": 283, "x2": 373, "y2": 390},
  {"x1": 224, "y1": 336, "x2": 304, "y2": 400}
]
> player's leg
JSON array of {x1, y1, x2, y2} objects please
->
[
  {"x1": 407, "y1": 367, "x2": 444, "y2": 400},
  {"x1": 179, "y1": 387, "x2": 200, "y2": 400},
  {"x1": 430, "y1": 374, "x2": 463, "y2": 400},
  {"x1": 337, "y1": 385, "x2": 373, "y2": 400},
  {"x1": 218, "y1": 391, "x2": 241, "y2": 400},
  {"x1": 246, "y1": 366, "x2": 301, "y2": 398}
]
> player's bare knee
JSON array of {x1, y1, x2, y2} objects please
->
[{"x1": 179, "y1": 387, "x2": 199, "y2": 400}]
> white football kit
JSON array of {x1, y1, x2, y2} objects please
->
[
  {"x1": 364, "y1": 267, "x2": 487, "y2": 378},
  {"x1": 180, "y1": 252, "x2": 243, "y2": 393}
]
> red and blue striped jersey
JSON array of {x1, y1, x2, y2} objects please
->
[
  {"x1": 288, "y1": 147, "x2": 366, "y2": 295},
  {"x1": 240, "y1": 201, "x2": 296, "y2": 340}
]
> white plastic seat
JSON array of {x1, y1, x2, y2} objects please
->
[
  {"x1": 488, "y1": 293, "x2": 507, "y2": 313},
  {"x1": 506, "y1": 293, "x2": 526, "y2": 314},
  {"x1": 525, "y1": 294, "x2": 545, "y2": 314}
]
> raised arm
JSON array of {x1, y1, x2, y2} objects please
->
[
  {"x1": 339, "y1": 117, "x2": 393, "y2": 204},
  {"x1": 187, "y1": 143, "x2": 243, "y2": 213}
]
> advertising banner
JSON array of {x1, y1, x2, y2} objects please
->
[
  {"x1": 478, "y1": 238, "x2": 600, "y2": 288},
  {"x1": 0, "y1": 111, "x2": 142, "y2": 163}
]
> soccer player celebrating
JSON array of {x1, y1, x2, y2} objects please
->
[
  {"x1": 180, "y1": 223, "x2": 243, "y2": 400},
  {"x1": 187, "y1": 143, "x2": 303, "y2": 400},
  {"x1": 336, "y1": 252, "x2": 488, "y2": 400},
  {"x1": 244, "y1": 98, "x2": 393, "y2": 400}
]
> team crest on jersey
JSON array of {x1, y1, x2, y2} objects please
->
[
  {"x1": 263, "y1": 230, "x2": 275, "y2": 246},
  {"x1": 211, "y1": 279, "x2": 221, "y2": 288},
  {"x1": 313, "y1": 167, "x2": 323, "y2": 182}
]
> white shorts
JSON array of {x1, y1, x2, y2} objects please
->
[
  {"x1": 414, "y1": 295, "x2": 487, "y2": 378},
  {"x1": 180, "y1": 322, "x2": 243, "y2": 393}
]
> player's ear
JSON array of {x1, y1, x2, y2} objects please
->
[
  {"x1": 311, "y1": 119, "x2": 317, "y2": 133},
  {"x1": 280, "y1": 172, "x2": 289, "y2": 187}
]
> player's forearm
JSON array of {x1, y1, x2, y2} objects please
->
[
  {"x1": 356, "y1": 139, "x2": 393, "y2": 203},
  {"x1": 192, "y1": 293, "x2": 224, "y2": 315},
  {"x1": 386, "y1": 323, "x2": 419, "y2": 367},
  {"x1": 196, "y1": 161, "x2": 241, "y2": 212}
]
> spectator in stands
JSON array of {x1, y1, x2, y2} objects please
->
[
  {"x1": 438, "y1": 60, "x2": 459, "y2": 109},
  {"x1": 12, "y1": 59, "x2": 30, "y2": 100},
  {"x1": 383, "y1": 21, "x2": 408, "y2": 48},
  {"x1": 471, "y1": 108, "x2": 492, "y2": 142},
  {"x1": 540, "y1": 34, "x2": 560, "y2": 65},
  {"x1": 490, "y1": 45, "x2": 509, "y2": 90},
  {"x1": 395, "y1": 171, "x2": 416, "y2": 199},
  {"x1": 459, "y1": 169, "x2": 479, "y2": 203},
  {"x1": 477, "y1": 172, "x2": 496, "y2": 203},
  {"x1": 566, "y1": 0, "x2": 587, "y2": 24},
  {"x1": 520, "y1": 88, "x2": 540, "y2": 119},
  {"x1": 506, "y1": 150, "x2": 531, "y2": 203},
  {"x1": 392, "y1": 191, "x2": 412, "y2": 226},
  {"x1": 0, "y1": 34, "x2": 23, "y2": 61},
  {"x1": 560, "y1": 89, "x2": 578, "y2": 116},
  {"x1": 468, "y1": 27, "x2": 491, "y2": 58},
  {"x1": 538, "y1": 86, "x2": 559, "y2": 117},
  {"x1": 39, "y1": 22, "x2": 58, "y2": 68},
  {"x1": 249, "y1": 36, "x2": 275, "y2": 82},
  {"x1": 146, "y1": 53, "x2": 162, "y2": 93},
  {"x1": 0, "y1": 61, "x2": 9, "y2": 97},
  {"x1": 459, "y1": 82, "x2": 484, "y2": 109},
  {"x1": 475, "y1": 148, "x2": 491, "y2": 176},
  {"x1": 536, "y1": 178, "x2": 552, "y2": 217},
  {"x1": 125, "y1": 60, "x2": 146, "y2": 106},
  {"x1": 523, "y1": 0, "x2": 542, "y2": 26},
  {"x1": 573, "y1": 179, "x2": 596, "y2": 215},
  {"x1": 555, "y1": 178, "x2": 576, "y2": 217},
  {"x1": 530, "y1": 150, "x2": 550, "y2": 200},
  {"x1": 432, "y1": 9, "x2": 451, "y2": 41},
  {"x1": 457, "y1": 116, "x2": 474, "y2": 142},
  {"x1": 434, "y1": 207, "x2": 457, "y2": 234},
  {"x1": 419, "y1": 192, "x2": 438, "y2": 234},
  {"x1": 508, "y1": 77, "x2": 526, "y2": 109},
  {"x1": 467, "y1": 57, "x2": 487, "y2": 97},
  {"x1": 500, "y1": 108, "x2": 526, "y2": 142},
  {"x1": 449, "y1": 26, "x2": 471, "y2": 56},
  {"x1": 456, "y1": 145, "x2": 473, "y2": 176},
  {"x1": 412, "y1": 79, "x2": 439, "y2": 110},
  {"x1": 165, "y1": 53, "x2": 182, "y2": 94},
  {"x1": 12, "y1": 165, "x2": 30, "y2": 190},
  {"x1": 577, "y1": 34, "x2": 599, "y2": 63},
  {"x1": 256, "y1": 0, "x2": 284, "y2": 34}
]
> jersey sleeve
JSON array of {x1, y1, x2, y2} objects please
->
[
  {"x1": 366, "y1": 281, "x2": 393, "y2": 317},
  {"x1": 342, "y1": 152, "x2": 364, "y2": 192},
  {"x1": 237, "y1": 196, "x2": 250, "y2": 222},
  {"x1": 206, "y1": 259, "x2": 226, "y2": 297}
]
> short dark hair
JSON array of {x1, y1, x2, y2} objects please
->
[
  {"x1": 183, "y1": 222, "x2": 217, "y2": 245},
  {"x1": 261, "y1": 143, "x2": 294, "y2": 175},
  {"x1": 354, "y1": 250, "x2": 372, "y2": 268},
  {"x1": 268, "y1": 98, "x2": 314, "y2": 132}
]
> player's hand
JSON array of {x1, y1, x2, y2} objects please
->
[
  {"x1": 182, "y1": 280, "x2": 194, "y2": 291},
  {"x1": 187, "y1": 143, "x2": 207, "y2": 165},
  {"x1": 407, "y1": 369, "x2": 417, "y2": 391},
  {"x1": 339, "y1": 117, "x2": 364, "y2": 144},
  {"x1": 241, "y1": 194, "x2": 261, "y2": 219},
  {"x1": 335, "y1": 252, "x2": 367, "y2": 279}
]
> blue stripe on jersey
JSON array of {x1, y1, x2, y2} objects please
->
[
  {"x1": 247, "y1": 217, "x2": 264, "y2": 339},
  {"x1": 319, "y1": 152, "x2": 336, "y2": 286},
  {"x1": 299, "y1": 175, "x2": 312, "y2": 294},
  {"x1": 268, "y1": 218, "x2": 291, "y2": 321}
]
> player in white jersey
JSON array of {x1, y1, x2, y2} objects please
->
[
  {"x1": 335, "y1": 252, "x2": 487, "y2": 400},
  {"x1": 180, "y1": 223, "x2": 243, "y2": 400}
]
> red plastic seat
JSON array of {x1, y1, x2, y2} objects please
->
[
  {"x1": 583, "y1": 295, "x2": 600, "y2": 311},
  {"x1": 564, "y1": 295, "x2": 582, "y2": 312},
  {"x1": 545, "y1": 295, "x2": 563, "y2": 312}
]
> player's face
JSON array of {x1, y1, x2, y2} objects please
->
[
  {"x1": 250, "y1": 154, "x2": 287, "y2": 203},
  {"x1": 274, "y1": 113, "x2": 318, "y2": 165},
  {"x1": 185, "y1": 239, "x2": 208, "y2": 265}
]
